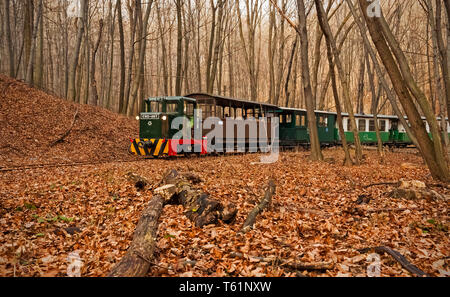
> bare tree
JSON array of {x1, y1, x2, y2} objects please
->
[
  {"x1": 315, "y1": 0, "x2": 363, "y2": 164},
  {"x1": 358, "y1": 0, "x2": 449, "y2": 182},
  {"x1": 67, "y1": 0, "x2": 87, "y2": 101},
  {"x1": 296, "y1": 0, "x2": 323, "y2": 161}
]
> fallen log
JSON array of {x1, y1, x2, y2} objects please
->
[
  {"x1": 229, "y1": 252, "x2": 333, "y2": 271},
  {"x1": 240, "y1": 179, "x2": 276, "y2": 233},
  {"x1": 126, "y1": 172, "x2": 150, "y2": 190},
  {"x1": 358, "y1": 246, "x2": 429, "y2": 277},
  {"x1": 108, "y1": 194, "x2": 164, "y2": 277},
  {"x1": 161, "y1": 169, "x2": 237, "y2": 227},
  {"x1": 388, "y1": 180, "x2": 448, "y2": 201},
  {"x1": 109, "y1": 169, "x2": 238, "y2": 276}
]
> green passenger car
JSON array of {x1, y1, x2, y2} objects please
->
[{"x1": 278, "y1": 107, "x2": 337, "y2": 146}]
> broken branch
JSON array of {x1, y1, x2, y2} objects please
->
[{"x1": 240, "y1": 179, "x2": 276, "y2": 233}]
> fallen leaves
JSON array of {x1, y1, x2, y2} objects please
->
[{"x1": 0, "y1": 76, "x2": 448, "y2": 277}]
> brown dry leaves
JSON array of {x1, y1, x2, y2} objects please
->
[
  {"x1": 0, "y1": 75, "x2": 448, "y2": 277},
  {"x1": 0, "y1": 74, "x2": 138, "y2": 168},
  {"x1": 0, "y1": 149, "x2": 448, "y2": 277}
]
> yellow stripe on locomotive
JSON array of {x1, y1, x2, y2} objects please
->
[{"x1": 129, "y1": 139, "x2": 169, "y2": 157}]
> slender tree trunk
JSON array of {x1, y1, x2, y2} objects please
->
[
  {"x1": 366, "y1": 49, "x2": 384, "y2": 160},
  {"x1": 25, "y1": 0, "x2": 43, "y2": 86},
  {"x1": 123, "y1": 1, "x2": 138, "y2": 113},
  {"x1": 284, "y1": 37, "x2": 297, "y2": 108},
  {"x1": 67, "y1": 0, "x2": 86, "y2": 101},
  {"x1": 23, "y1": 0, "x2": 33, "y2": 79},
  {"x1": 356, "y1": 45, "x2": 366, "y2": 114},
  {"x1": 34, "y1": 9, "x2": 44, "y2": 88},
  {"x1": 117, "y1": 0, "x2": 126, "y2": 113},
  {"x1": 315, "y1": 0, "x2": 363, "y2": 164},
  {"x1": 434, "y1": 0, "x2": 450, "y2": 145},
  {"x1": 358, "y1": 0, "x2": 449, "y2": 182},
  {"x1": 4, "y1": 0, "x2": 14, "y2": 77},
  {"x1": 345, "y1": 0, "x2": 420, "y2": 148},
  {"x1": 90, "y1": 20, "x2": 104, "y2": 106},
  {"x1": 128, "y1": 1, "x2": 153, "y2": 116},
  {"x1": 297, "y1": 0, "x2": 323, "y2": 161},
  {"x1": 175, "y1": 0, "x2": 183, "y2": 95}
]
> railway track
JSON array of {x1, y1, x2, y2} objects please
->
[{"x1": 0, "y1": 158, "x2": 151, "y2": 173}]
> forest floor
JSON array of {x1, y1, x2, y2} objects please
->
[{"x1": 0, "y1": 75, "x2": 448, "y2": 277}]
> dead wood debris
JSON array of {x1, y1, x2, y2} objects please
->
[
  {"x1": 358, "y1": 246, "x2": 429, "y2": 277},
  {"x1": 229, "y1": 252, "x2": 334, "y2": 271},
  {"x1": 240, "y1": 179, "x2": 276, "y2": 233}
]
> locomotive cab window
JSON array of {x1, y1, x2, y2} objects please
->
[
  {"x1": 166, "y1": 102, "x2": 178, "y2": 113},
  {"x1": 184, "y1": 101, "x2": 195, "y2": 117},
  {"x1": 149, "y1": 101, "x2": 162, "y2": 113}
]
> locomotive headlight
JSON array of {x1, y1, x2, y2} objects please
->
[
  {"x1": 162, "y1": 115, "x2": 167, "y2": 121},
  {"x1": 135, "y1": 116, "x2": 140, "y2": 121}
]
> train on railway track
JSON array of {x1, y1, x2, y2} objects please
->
[{"x1": 129, "y1": 93, "x2": 450, "y2": 157}]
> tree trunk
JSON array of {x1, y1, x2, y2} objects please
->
[
  {"x1": 297, "y1": 0, "x2": 323, "y2": 161},
  {"x1": 434, "y1": 0, "x2": 450, "y2": 145},
  {"x1": 175, "y1": 0, "x2": 183, "y2": 96},
  {"x1": 345, "y1": 0, "x2": 420, "y2": 149},
  {"x1": 4, "y1": 0, "x2": 15, "y2": 77},
  {"x1": 90, "y1": 19, "x2": 104, "y2": 106},
  {"x1": 25, "y1": 0, "x2": 43, "y2": 86},
  {"x1": 117, "y1": 0, "x2": 126, "y2": 113},
  {"x1": 128, "y1": 0, "x2": 153, "y2": 116},
  {"x1": 366, "y1": 50, "x2": 384, "y2": 160},
  {"x1": 315, "y1": 0, "x2": 363, "y2": 164},
  {"x1": 123, "y1": 1, "x2": 138, "y2": 114},
  {"x1": 108, "y1": 194, "x2": 164, "y2": 277},
  {"x1": 358, "y1": 0, "x2": 449, "y2": 182},
  {"x1": 67, "y1": 0, "x2": 86, "y2": 101}
]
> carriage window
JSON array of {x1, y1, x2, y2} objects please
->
[
  {"x1": 166, "y1": 102, "x2": 178, "y2": 113},
  {"x1": 301, "y1": 115, "x2": 306, "y2": 127},
  {"x1": 198, "y1": 104, "x2": 213, "y2": 118},
  {"x1": 369, "y1": 120, "x2": 375, "y2": 131},
  {"x1": 184, "y1": 101, "x2": 194, "y2": 116},
  {"x1": 286, "y1": 114, "x2": 292, "y2": 123},
  {"x1": 216, "y1": 106, "x2": 223, "y2": 118},
  {"x1": 246, "y1": 109, "x2": 254, "y2": 118},
  {"x1": 358, "y1": 119, "x2": 366, "y2": 131},
  {"x1": 235, "y1": 108, "x2": 243, "y2": 118},
  {"x1": 149, "y1": 101, "x2": 162, "y2": 112},
  {"x1": 379, "y1": 120, "x2": 386, "y2": 132},
  {"x1": 224, "y1": 107, "x2": 231, "y2": 118},
  {"x1": 229, "y1": 108, "x2": 235, "y2": 118},
  {"x1": 280, "y1": 115, "x2": 284, "y2": 124},
  {"x1": 318, "y1": 116, "x2": 328, "y2": 127},
  {"x1": 296, "y1": 115, "x2": 301, "y2": 127}
]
